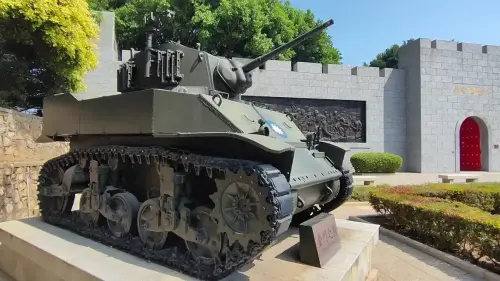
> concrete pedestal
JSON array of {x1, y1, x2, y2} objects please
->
[{"x1": 0, "y1": 217, "x2": 378, "y2": 281}]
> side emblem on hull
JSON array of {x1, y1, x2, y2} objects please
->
[{"x1": 266, "y1": 120, "x2": 287, "y2": 139}]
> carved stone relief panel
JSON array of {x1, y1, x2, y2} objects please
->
[{"x1": 241, "y1": 96, "x2": 366, "y2": 143}]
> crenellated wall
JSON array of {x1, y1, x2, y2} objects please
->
[
  {"x1": 78, "y1": 11, "x2": 500, "y2": 173},
  {"x1": 230, "y1": 57, "x2": 406, "y2": 170},
  {"x1": 400, "y1": 38, "x2": 500, "y2": 172}
]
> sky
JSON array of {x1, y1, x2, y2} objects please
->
[{"x1": 289, "y1": 0, "x2": 500, "y2": 66}]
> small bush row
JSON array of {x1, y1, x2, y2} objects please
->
[
  {"x1": 350, "y1": 152, "x2": 402, "y2": 173},
  {"x1": 369, "y1": 185, "x2": 500, "y2": 266},
  {"x1": 376, "y1": 183, "x2": 500, "y2": 214}
]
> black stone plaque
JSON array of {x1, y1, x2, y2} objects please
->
[
  {"x1": 299, "y1": 212, "x2": 341, "y2": 267},
  {"x1": 241, "y1": 96, "x2": 366, "y2": 142}
]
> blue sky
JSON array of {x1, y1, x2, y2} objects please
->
[{"x1": 289, "y1": 0, "x2": 500, "y2": 66}]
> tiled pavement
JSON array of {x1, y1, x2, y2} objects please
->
[{"x1": 333, "y1": 202, "x2": 485, "y2": 281}]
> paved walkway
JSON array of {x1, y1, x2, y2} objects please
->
[
  {"x1": 353, "y1": 172, "x2": 500, "y2": 186},
  {"x1": 333, "y1": 202, "x2": 485, "y2": 281}
]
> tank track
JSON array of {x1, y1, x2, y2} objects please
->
[
  {"x1": 37, "y1": 145, "x2": 293, "y2": 281},
  {"x1": 322, "y1": 166, "x2": 354, "y2": 212}
]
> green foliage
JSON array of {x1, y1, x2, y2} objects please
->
[
  {"x1": 350, "y1": 152, "x2": 403, "y2": 173},
  {"x1": 365, "y1": 39, "x2": 415, "y2": 69},
  {"x1": 351, "y1": 186, "x2": 376, "y2": 201},
  {"x1": 0, "y1": 0, "x2": 99, "y2": 108},
  {"x1": 91, "y1": 0, "x2": 342, "y2": 64},
  {"x1": 369, "y1": 184, "x2": 500, "y2": 267}
]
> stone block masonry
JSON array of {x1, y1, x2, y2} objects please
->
[
  {"x1": 0, "y1": 108, "x2": 69, "y2": 222},
  {"x1": 237, "y1": 58, "x2": 407, "y2": 171},
  {"x1": 0, "y1": 108, "x2": 69, "y2": 163},
  {"x1": 399, "y1": 39, "x2": 500, "y2": 172},
  {"x1": 0, "y1": 162, "x2": 44, "y2": 221}
]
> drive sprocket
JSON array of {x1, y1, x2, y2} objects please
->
[{"x1": 209, "y1": 169, "x2": 275, "y2": 250}]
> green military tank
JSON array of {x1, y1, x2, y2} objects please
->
[{"x1": 37, "y1": 11, "x2": 354, "y2": 280}]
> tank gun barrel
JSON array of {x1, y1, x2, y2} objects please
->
[{"x1": 241, "y1": 19, "x2": 334, "y2": 72}]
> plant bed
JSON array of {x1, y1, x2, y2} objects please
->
[{"x1": 363, "y1": 183, "x2": 500, "y2": 279}]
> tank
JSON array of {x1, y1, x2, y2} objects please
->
[{"x1": 36, "y1": 11, "x2": 354, "y2": 281}]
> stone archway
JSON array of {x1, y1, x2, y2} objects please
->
[{"x1": 455, "y1": 116, "x2": 490, "y2": 172}]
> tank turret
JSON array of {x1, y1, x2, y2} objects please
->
[{"x1": 117, "y1": 11, "x2": 334, "y2": 99}]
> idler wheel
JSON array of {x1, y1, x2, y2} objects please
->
[
  {"x1": 107, "y1": 192, "x2": 140, "y2": 238},
  {"x1": 185, "y1": 206, "x2": 222, "y2": 261},
  {"x1": 137, "y1": 198, "x2": 169, "y2": 250},
  {"x1": 79, "y1": 188, "x2": 103, "y2": 226},
  {"x1": 43, "y1": 195, "x2": 75, "y2": 216},
  {"x1": 40, "y1": 167, "x2": 74, "y2": 216}
]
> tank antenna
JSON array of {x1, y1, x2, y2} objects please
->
[{"x1": 143, "y1": 10, "x2": 176, "y2": 48}]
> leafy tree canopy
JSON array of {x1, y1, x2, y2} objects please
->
[
  {"x1": 89, "y1": 0, "x2": 342, "y2": 64},
  {"x1": 0, "y1": 0, "x2": 99, "y2": 109},
  {"x1": 364, "y1": 39, "x2": 415, "y2": 69}
]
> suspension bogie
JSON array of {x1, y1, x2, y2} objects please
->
[{"x1": 37, "y1": 145, "x2": 293, "y2": 280}]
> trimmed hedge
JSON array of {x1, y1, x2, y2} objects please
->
[
  {"x1": 369, "y1": 184, "x2": 500, "y2": 268},
  {"x1": 350, "y1": 152, "x2": 402, "y2": 173}
]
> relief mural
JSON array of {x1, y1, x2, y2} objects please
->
[{"x1": 241, "y1": 96, "x2": 366, "y2": 143}]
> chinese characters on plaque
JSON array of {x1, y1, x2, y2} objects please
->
[
  {"x1": 299, "y1": 212, "x2": 341, "y2": 267},
  {"x1": 454, "y1": 85, "x2": 491, "y2": 95}
]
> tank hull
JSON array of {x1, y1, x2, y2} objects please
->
[
  {"x1": 66, "y1": 133, "x2": 349, "y2": 216},
  {"x1": 37, "y1": 90, "x2": 354, "y2": 280}
]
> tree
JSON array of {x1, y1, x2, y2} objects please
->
[
  {"x1": 365, "y1": 39, "x2": 415, "y2": 69},
  {"x1": 91, "y1": 0, "x2": 342, "y2": 64},
  {"x1": 0, "y1": 0, "x2": 99, "y2": 109}
]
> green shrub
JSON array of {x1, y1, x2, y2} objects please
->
[
  {"x1": 351, "y1": 186, "x2": 375, "y2": 201},
  {"x1": 369, "y1": 185, "x2": 500, "y2": 266},
  {"x1": 350, "y1": 152, "x2": 402, "y2": 173},
  {"x1": 350, "y1": 185, "x2": 388, "y2": 201}
]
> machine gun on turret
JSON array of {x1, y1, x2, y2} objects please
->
[{"x1": 117, "y1": 11, "x2": 334, "y2": 100}]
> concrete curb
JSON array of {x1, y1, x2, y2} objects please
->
[
  {"x1": 365, "y1": 268, "x2": 378, "y2": 281},
  {"x1": 349, "y1": 215, "x2": 500, "y2": 281}
]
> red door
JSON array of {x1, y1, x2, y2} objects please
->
[{"x1": 460, "y1": 117, "x2": 481, "y2": 171}]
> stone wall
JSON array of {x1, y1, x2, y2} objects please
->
[
  {"x1": 0, "y1": 162, "x2": 43, "y2": 221},
  {"x1": 0, "y1": 108, "x2": 69, "y2": 221},
  {"x1": 0, "y1": 108, "x2": 69, "y2": 163},
  {"x1": 237, "y1": 59, "x2": 406, "y2": 170},
  {"x1": 400, "y1": 39, "x2": 500, "y2": 172}
]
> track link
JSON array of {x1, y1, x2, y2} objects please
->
[{"x1": 37, "y1": 145, "x2": 293, "y2": 280}]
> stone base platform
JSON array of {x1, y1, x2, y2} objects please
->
[{"x1": 0, "y1": 217, "x2": 379, "y2": 281}]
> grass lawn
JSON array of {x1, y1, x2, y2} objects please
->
[{"x1": 350, "y1": 185, "x2": 382, "y2": 202}]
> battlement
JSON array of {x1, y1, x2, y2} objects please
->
[
  {"x1": 120, "y1": 49, "x2": 403, "y2": 78},
  {"x1": 405, "y1": 38, "x2": 500, "y2": 55},
  {"x1": 233, "y1": 58, "x2": 404, "y2": 78}
]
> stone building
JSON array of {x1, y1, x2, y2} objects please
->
[{"x1": 80, "y1": 12, "x2": 500, "y2": 173}]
